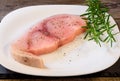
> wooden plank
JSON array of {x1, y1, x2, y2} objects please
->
[
  {"x1": 0, "y1": 77, "x2": 120, "y2": 81},
  {"x1": 0, "y1": 0, "x2": 119, "y2": 20},
  {"x1": 116, "y1": 19, "x2": 120, "y2": 29},
  {"x1": 101, "y1": 0, "x2": 120, "y2": 3},
  {"x1": 109, "y1": 9, "x2": 120, "y2": 19}
]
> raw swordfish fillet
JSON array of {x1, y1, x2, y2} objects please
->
[{"x1": 11, "y1": 14, "x2": 86, "y2": 68}]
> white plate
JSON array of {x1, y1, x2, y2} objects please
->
[{"x1": 0, "y1": 5, "x2": 120, "y2": 76}]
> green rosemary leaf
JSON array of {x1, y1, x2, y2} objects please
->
[
  {"x1": 80, "y1": 13, "x2": 90, "y2": 16},
  {"x1": 81, "y1": 0, "x2": 118, "y2": 47},
  {"x1": 110, "y1": 24, "x2": 116, "y2": 29},
  {"x1": 84, "y1": 32, "x2": 89, "y2": 39},
  {"x1": 113, "y1": 32, "x2": 120, "y2": 35}
]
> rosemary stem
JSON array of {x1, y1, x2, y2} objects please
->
[{"x1": 81, "y1": 0, "x2": 117, "y2": 46}]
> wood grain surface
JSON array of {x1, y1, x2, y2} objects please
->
[
  {"x1": 0, "y1": 0, "x2": 120, "y2": 29},
  {"x1": 0, "y1": 77, "x2": 120, "y2": 81},
  {"x1": 0, "y1": 0, "x2": 120, "y2": 81}
]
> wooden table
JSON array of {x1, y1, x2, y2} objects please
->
[{"x1": 0, "y1": 0, "x2": 120, "y2": 81}]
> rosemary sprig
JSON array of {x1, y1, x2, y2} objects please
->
[{"x1": 81, "y1": 0, "x2": 118, "y2": 47}]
